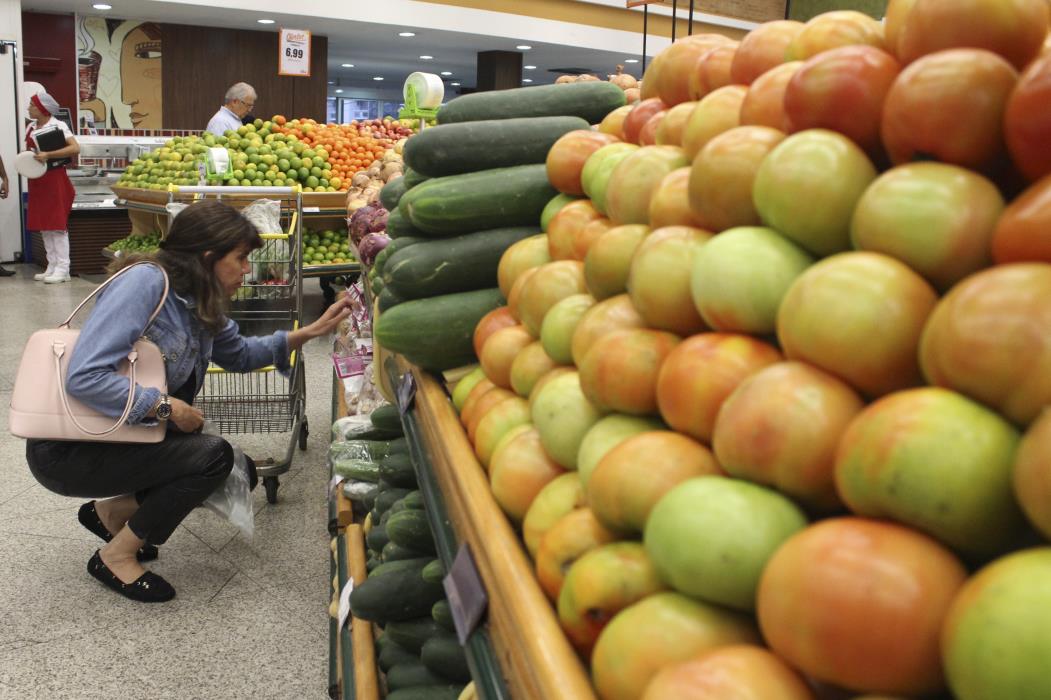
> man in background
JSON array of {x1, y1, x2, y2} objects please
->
[
  {"x1": 206, "y1": 82, "x2": 257, "y2": 136},
  {"x1": 0, "y1": 155, "x2": 14, "y2": 276}
]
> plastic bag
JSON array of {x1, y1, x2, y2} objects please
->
[
  {"x1": 343, "y1": 480, "x2": 379, "y2": 504},
  {"x1": 166, "y1": 202, "x2": 189, "y2": 219},
  {"x1": 241, "y1": 198, "x2": 282, "y2": 234},
  {"x1": 201, "y1": 421, "x2": 254, "y2": 538},
  {"x1": 331, "y1": 415, "x2": 374, "y2": 441}
]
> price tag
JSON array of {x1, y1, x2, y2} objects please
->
[
  {"x1": 278, "y1": 28, "x2": 312, "y2": 77},
  {"x1": 443, "y1": 544, "x2": 488, "y2": 645},
  {"x1": 303, "y1": 206, "x2": 320, "y2": 213},
  {"x1": 398, "y1": 372, "x2": 417, "y2": 416},
  {"x1": 328, "y1": 475, "x2": 346, "y2": 501},
  {"x1": 338, "y1": 578, "x2": 354, "y2": 630}
]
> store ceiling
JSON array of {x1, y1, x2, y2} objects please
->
[{"x1": 23, "y1": 0, "x2": 650, "y2": 97}]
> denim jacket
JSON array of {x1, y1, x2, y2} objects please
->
[{"x1": 66, "y1": 263, "x2": 289, "y2": 425}]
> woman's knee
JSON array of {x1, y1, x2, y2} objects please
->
[{"x1": 198, "y1": 435, "x2": 235, "y2": 480}]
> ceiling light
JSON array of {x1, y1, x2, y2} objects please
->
[
  {"x1": 440, "y1": 71, "x2": 453, "y2": 76},
  {"x1": 516, "y1": 45, "x2": 532, "y2": 50},
  {"x1": 451, "y1": 82, "x2": 461, "y2": 86},
  {"x1": 327, "y1": 81, "x2": 334, "y2": 85},
  {"x1": 373, "y1": 76, "x2": 384, "y2": 81},
  {"x1": 624, "y1": 58, "x2": 639, "y2": 64},
  {"x1": 92, "y1": 3, "x2": 112, "y2": 9},
  {"x1": 398, "y1": 32, "x2": 416, "y2": 37},
  {"x1": 524, "y1": 65, "x2": 537, "y2": 70},
  {"x1": 419, "y1": 55, "x2": 433, "y2": 60},
  {"x1": 257, "y1": 18, "x2": 275, "y2": 24},
  {"x1": 335, "y1": 89, "x2": 343, "y2": 93},
  {"x1": 341, "y1": 63, "x2": 354, "y2": 68},
  {"x1": 523, "y1": 79, "x2": 533, "y2": 83}
]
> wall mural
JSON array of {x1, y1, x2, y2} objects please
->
[{"x1": 76, "y1": 16, "x2": 163, "y2": 129}]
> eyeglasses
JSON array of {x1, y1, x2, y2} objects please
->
[{"x1": 238, "y1": 99, "x2": 256, "y2": 109}]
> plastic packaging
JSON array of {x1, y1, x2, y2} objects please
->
[{"x1": 201, "y1": 421, "x2": 254, "y2": 538}]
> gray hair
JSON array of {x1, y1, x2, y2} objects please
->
[{"x1": 224, "y1": 82, "x2": 257, "y2": 104}]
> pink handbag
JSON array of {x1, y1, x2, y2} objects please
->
[{"x1": 8, "y1": 262, "x2": 170, "y2": 443}]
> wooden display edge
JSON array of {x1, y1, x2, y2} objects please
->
[
  {"x1": 396, "y1": 356, "x2": 597, "y2": 700},
  {"x1": 112, "y1": 185, "x2": 345, "y2": 211}
]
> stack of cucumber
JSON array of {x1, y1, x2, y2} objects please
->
[{"x1": 371, "y1": 82, "x2": 628, "y2": 373}]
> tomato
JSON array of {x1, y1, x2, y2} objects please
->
[
  {"x1": 473, "y1": 396, "x2": 530, "y2": 468},
  {"x1": 881, "y1": 49, "x2": 1018, "y2": 171},
  {"x1": 546, "y1": 130, "x2": 620, "y2": 196},
  {"x1": 473, "y1": 306, "x2": 517, "y2": 358},
  {"x1": 507, "y1": 266, "x2": 539, "y2": 322},
  {"x1": 731, "y1": 20, "x2": 805, "y2": 85},
  {"x1": 573, "y1": 217, "x2": 614, "y2": 262},
  {"x1": 584, "y1": 225, "x2": 651, "y2": 301},
  {"x1": 851, "y1": 162, "x2": 1004, "y2": 290},
  {"x1": 581, "y1": 143, "x2": 639, "y2": 216},
  {"x1": 681, "y1": 85, "x2": 747, "y2": 161},
  {"x1": 715, "y1": 361, "x2": 862, "y2": 513},
  {"x1": 656, "y1": 333, "x2": 781, "y2": 444},
  {"x1": 458, "y1": 378, "x2": 495, "y2": 428},
  {"x1": 623, "y1": 98, "x2": 667, "y2": 145},
  {"x1": 687, "y1": 44, "x2": 739, "y2": 100},
  {"x1": 637, "y1": 111, "x2": 666, "y2": 146},
  {"x1": 689, "y1": 126, "x2": 785, "y2": 233},
  {"x1": 1005, "y1": 51, "x2": 1051, "y2": 182},
  {"x1": 516, "y1": 260, "x2": 588, "y2": 337},
  {"x1": 1013, "y1": 410, "x2": 1051, "y2": 540},
  {"x1": 641, "y1": 646, "x2": 815, "y2": 700},
  {"x1": 655, "y1": 34, "x2": 737, "y2": 107},
  {"x1": 649, "y1": 167, "x2": 707, "y2": 229},
  {"x1": 497, "y1": 234, "x2": 551, "y2": 299},
  {"x1": 629, "y1": 226, "x2": 712, "y2": 335},
  {"x1": 920, "y1": 263, "x2": 1051, "y2": 426},
  {"x1": 579, "y1": 328, "x2": 681, "y2": 415},
  {"x1": 777, "y1": 252, "x2": 938, "y2": 398},
  {"x1": 898, "y1": 0, "x2": 1049, "y2": 70},
  {"x1": 605, "y1": 146, "x2": 689, "y2": 226},
  {"x1": 784, "y1": 45, "x2": 900, "y2": 155},
  {"x1": 464, "y1": 388, "x2": 515, "y2": 442},
  {"x1": 489, "y1": 425, "x2": 566, "y2": 524},
  {"x1": 571, "y1": 294, "x2": 647, "y2": 367},
  {"x1": 547, "y1": 199, "x2": 602, "y2": 261},
  {"x1": 598, "y1": 104, "x2": 633, "y2": 140},
  {"x1": 992, "y1": 174, "x2": 1051, "y2": 263},
  {"x1": 739, "y1": 61, "x2": 803, "y2": 134},
  {"x1": 785, "y1": 11, "x2": 888, "y2": 62},
  {"x1": 654, "y1": 102, "x2": 696, "y2": 147},
  {"x1": 758, "y1": 518, "x2": 968, "y2": 696},
  {"x1": 536, "y1": 507, "x2": 618, "y2": 601},
  {"x1": 883, "y1": 0, "x2": 919, "y2": 58},
  {"x1": 522, "y1": 472, "x2": 585, "y2": 559},
  {"x1": 509, "y1": 340, "x2": 562, "y2": 399},
  {"x1": 479, "y1": 324, "x2": 533, "y2": 390}
]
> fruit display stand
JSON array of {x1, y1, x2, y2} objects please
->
[{"x1": 383, "y1": 356, "x2": 596, "y2": 700}]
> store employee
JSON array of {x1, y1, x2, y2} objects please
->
[{"x1": 205, "y1": 82, "x2": 257, "y2": 136}]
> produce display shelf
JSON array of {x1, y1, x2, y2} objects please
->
[
  {"x1": 385, "y1": 356, "x2": 597, "y2": 700},
  {"x1": 304, "y1": 262, "x2": 361, "y2": 280},
  {"x1": 112, "y1": 186, "x2": 346, "y2": 211}
]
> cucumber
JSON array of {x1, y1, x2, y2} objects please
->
[
  {"x1": 371, "y1": 275, "x2": 386, "y2": 296},
  {"x1": 378, "y1": 640, "x2": 419, "y2": 672},
  {"x1": 375, "y1": 488, "x2": 413, "y2": 515},
  {"x1": 432, "y1": 599, "x2": 455, "y2": 632},
  {"x1": 378, "y1": 286, "x2": 404, "y2": 313},
  {"x1": 387, "y1": 437, "x2": 410, "y2": 455},
  {"x1": 370, "y1": 404, "x2": 403, "y2": 433},
  {"x1": 366, "y1": 556, "x2": 382, "y2": 573},
  {"x1": 422, "y1": 559, "x2": 446, "y2": 584},
  {"x1": 369, "y1": 557, "x2": 435, "y2": 579},
  {"x1": 386, "y1": 686, "x2": 465, "y2": 700},
  {"x1": 331, "y1": 459, "x2": 380, "y2": 482},
  {"x1": 382, "y1": 541, "x2": 431, "y2": 563},
  {"x1": 387, "y1": 662, "x2": 452, "y2": 690},
  {"x1": 387, "y1": 509, "x2": 436, "y2": 554},
  {"x1": 438, "y1": 80, "x2": 627, "y2": 124},
  {"x1": 402, "y1": 167, "x2": 430, "y2": 190},
  {"x1": 374, "y1": 236, "x2": 425, "y2": 275},
  {"x1": 380, "y1": 453, "x2": 418, "y2": 489},
  {"x1": 399, "y1": 165, "x2": 557, "y2": 237},
  {"x1": 422, "y1": 635, "x2": 471, "y2": 683},
  {"x1": 374, "y1": 288, "x2": 506, "y2": 372},
  {"x1": 350, "y1": 561, "x2": 445, "y2": 622},
  {"x1": 389, "y1": 499, "x2": 409, "y2": 516},
  {"x1": 384, "y1": 227, "x2": 537, "y2": 300},
  {"x1": 403, "y1": 116, "x2": 590, "y2": 177},
  {"x1": 385, "y1": 617, "x2": 447, "y2": 653},
  {"x1": 379, "y1": 508, "x2": 394, "y2": 526},
  {"x1": 365, "y1": 525, "x2": 389, "y2": 552},
  {"x1": 402, "y1": 491, "x2": 425, "y2": 510},
  {"x1": 380, "y1": 176, "x2": 409, "y2": 211},
  {"x1": 387, "y1": 208, "x2": 426, "y2": 239}
]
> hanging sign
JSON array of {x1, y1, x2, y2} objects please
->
[{"x1": 279, "y1": 28, "x2": 312, "y2": 77}]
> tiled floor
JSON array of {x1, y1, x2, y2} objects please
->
[{"x1": 0, "y1": 265, "x2": 340, "y2": 699}]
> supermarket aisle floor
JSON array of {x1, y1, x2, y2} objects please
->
[{"x1": 0, "y1": 265, "x2": 340, "y2": 699}]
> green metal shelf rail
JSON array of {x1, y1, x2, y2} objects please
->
[{"x1": 385, "y1": 357, "x2": 512, "y2": 700}]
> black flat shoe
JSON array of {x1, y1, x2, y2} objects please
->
[
  {"x1": 87, "y1": 550, "x2": 175, "y2": 603},
  {"x1": 0, "y1": 267, "x2": 15, "y2": 277},
  {"x1": 78, "y1": 501, "x2": 159, "y2": 562}
]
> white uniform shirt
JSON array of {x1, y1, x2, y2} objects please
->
[{"x1": 205, "y1": 106, "x2": 243, "y2": 137}]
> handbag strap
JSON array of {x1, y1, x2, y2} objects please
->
[
  {"x1": 59, "y1": 261, "x2": 170, "y2": 330},
  {"x1": 53, "y1": 261, "x2": 170, "y2": 436}
]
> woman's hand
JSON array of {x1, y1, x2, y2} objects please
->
[
  {"x1": 287, "y1": 295, "x2": 354, "y2": 352},
  {"x1": 33, "y1": 151, "x2": 50, "y2": 163},
  {"x1": 169, "y1": 397, "x2": 205, "y2": 433}
]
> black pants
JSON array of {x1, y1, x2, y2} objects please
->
[{"x1": 25, "y1": 432, "x2": 234, "y2": 545}]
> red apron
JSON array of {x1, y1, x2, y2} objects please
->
[{"x1": 25, "y1": 126, "x2": 76, "y2": 232}]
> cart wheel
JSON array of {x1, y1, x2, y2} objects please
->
[
  {"x1": 264, "y1": 476, "x2": 280, "y2": 504},
  {"x1": 299, "y1": 419, "x2": 310, "y2": 451}
]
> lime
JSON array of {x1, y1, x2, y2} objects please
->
[
  {"x1": 277, "y1": 158, "x2": 290, "y2": 171},
  {"x1": 306, "y1": 175, "x2": 319, "y2": 188},
  {"x1": 290, "y1": 157, "x2": 303, "y2": 170}
]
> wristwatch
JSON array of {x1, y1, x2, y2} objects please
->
[{"x1": 155, "y1": 394, "x2": 173, "y2": 420}]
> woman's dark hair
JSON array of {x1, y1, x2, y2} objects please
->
[{"x1": 111, "y1": 200, "x2": 262, "y2": 332}]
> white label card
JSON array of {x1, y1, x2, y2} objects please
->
[
  {"x1": 338, "y1": 578, "x2": 354, "y2": 630},
  {"x1": 278, "y1": 28, "x2": 312, "y2": 77}
]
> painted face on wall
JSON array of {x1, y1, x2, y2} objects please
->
[{"x1": 120, "y1": 22, "x2": 163, "y2": 128}]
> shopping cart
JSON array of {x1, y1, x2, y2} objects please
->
[{"x1": 166, "y1": 185, "x2": 308, "y2": 503}]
